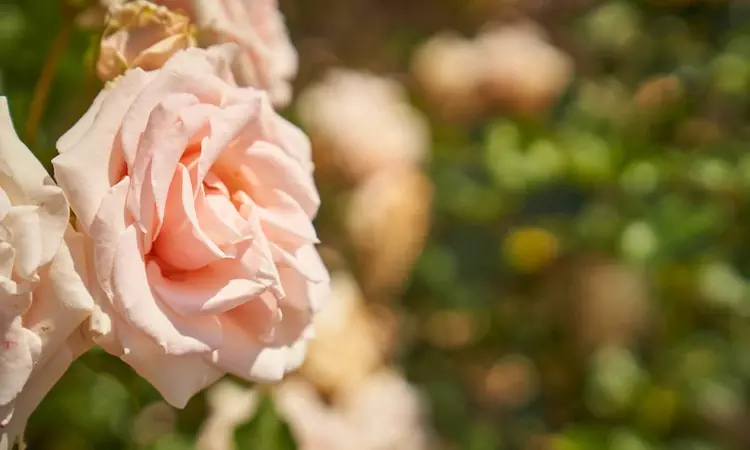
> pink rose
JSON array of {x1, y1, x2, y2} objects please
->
[
  {"x1": 0, "y1": 98, "x2": 97, "y2": 450},
  {"x1": 53, "y1": 45, "x2": 328, "y2": 408},
  {"x1": 152, "y1": 0, "x2": 298, "y2": 107},
  {"x1": 96, "y1": 1, "x2": 197, "y2": 82}
]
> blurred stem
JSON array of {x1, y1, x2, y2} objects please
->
[
  {"x1": 25, "y1": 7, "x2": 74, "y2": 148},
  {"x1": 17, "y1": 431, "x2": 26, "y2": 450}
]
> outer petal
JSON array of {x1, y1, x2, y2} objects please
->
[
  {"x1": 22, "y1": 228, "x2": 96, "y2": 371},
  {"x1": 209, "y1": 314, "x2": 299, "y2": 381},
  {"x1": 0, "y1": 98, "x2": 69, "y2": 269},
  {"x1": 53, "y1": 71, "x2": 152, "y2": 231},
  {"x1": 0, "y1": 331, "x2": 87, "y2": 450},
  {"x1": 0, "y1": 316, "x2": 40, "y2": 407},
  {"x1": 117, "y1": 320, "x2": 223, "y2": 408}
]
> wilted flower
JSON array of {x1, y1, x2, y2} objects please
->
[
  {"x1": 97, "y1": 0, "x2": 196, "y2": 82},
  {"x1": 297, "y1": 70, "x2": 430, "y2": 183},
  {"x1": 345, "y1": 168, "x2": 433, "y2": 295}
]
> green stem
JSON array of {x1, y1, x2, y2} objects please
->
[{"x1": 25, "y1": 7, "x2": 74, "y2": 148}]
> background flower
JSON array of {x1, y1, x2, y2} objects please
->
[{"x1": 297, "y1": 69, "x2": 430, "y2": 184}]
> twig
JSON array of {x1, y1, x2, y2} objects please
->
[{"x1": 25, "y1": 6, "x2": 74, "y2": 148}]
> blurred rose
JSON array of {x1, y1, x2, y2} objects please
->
[
  {"x1": 275, "y1": 370, "x2": 432, "y2": 450},
  {"x1": 574, "y1": 259, "x2": 651, "y2": 351},
  {"x1": 97, "y1": 1, "x2": 196, "y2": 82},
  {"x1": 196, "y1": 380, "x2": 259, "y2": 450},
  {"x1": 480, "y1": 355, "x2": 540, "y2": 408},
  {"x1": 477, "y1": 22, "x2": 573, "y2": 116},
  {"x1": 338, "y1": 369, "x2": 432, "y2": 450},
  {"x1": 633, "y1": 75, "x2": 683, "y2": 113},
  {"x1": 301, "y1": 271, "x2": 390, "y2": 397},
  {"x1": 0, "y1": 98, "x2": 97, "y2": 450},
  {"x1": 297, "y1": 70, "x2": 430, "y2": 183},
  {"x1": 275, "y1": 380, "x2": 360, "y2": 450},
  {"x1": 544, "y1": 256, "x2": 652, "y2": 354},
  {"x1": 411, "y1": 31, "x2": 485, "y2": 122},
  {"x1": 53, "y1": 45, "x2": 329, "y2": 408},
  {"x1": 152, "y1": 0, "x2": 298, "y2": 107},
  {"x1": 345, "y1": 169, "x2": 432, "y2": 295}
]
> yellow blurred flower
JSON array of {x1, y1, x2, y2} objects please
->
[{"x1": 503, "y1": 227, "x2": 560, "y2": 273}]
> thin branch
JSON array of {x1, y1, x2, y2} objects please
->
[{"x1": 25, "y1": 6, "x2": 75, "y2": 148}]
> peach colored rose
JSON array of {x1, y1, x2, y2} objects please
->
[
  {"x1": 53, "y1": 45, "x2": 329, "y2": 408},
  {"x1": 297, "y1": 70, "x2": 430, "y2": 183},
  {"x1": 152, "y1": 0, "x2": 298, "y2": 107},
  {"x1": 97, "y1": 0, "x2": 196, "y2": 82},
  {"x1": 0, "y1": 98, "x2": 97, "y2": 450}
]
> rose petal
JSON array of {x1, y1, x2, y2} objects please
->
[
  {"x1": 117, "y1": 321, "x2": 223, "y2": 408},
  {"x1": 0, "y1": 317, "x2": 41, "y2": 406},
  {"x1": 126, "y1": 93, "x2": 199, "y2": 240},
  {"x1": 21, "y1": 228, "x2": 95, "y2": 373},
  {"x1": 209, "y1": 314, "x2": 299, "y2": 381},
  {"x1": 148, "y1": 259, "x2": 269, "y2": 316},
  {"x1": 195, "y1": 185, "x2": 245, "y2": 245},
  {"x1": 90, "y1": 177, "x2": 131, "y2": 301},
  {"x1": 53, "y1": 71, "x2": 152, "y2": 231},
  {"x1": 241, "y1": 141, "x2": 319, "y2": 217},
  {"x1": 152, "y1": 165, "x2": 228, "y2": 271},
  {"x1": 112, "y1": 225, "x2": 222, "y2": 355}
]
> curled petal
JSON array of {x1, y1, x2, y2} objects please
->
[{"x1": 112, "y1": 225, "x2": 222, "y2": 355}]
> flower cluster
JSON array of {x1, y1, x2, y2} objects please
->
[{"x1": 0, "y1": 1, "x2": 327, "y2": 448}]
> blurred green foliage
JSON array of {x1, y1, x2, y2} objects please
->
[{"x1": 4, "y1": 0, "x2": 750, "y2": 449}]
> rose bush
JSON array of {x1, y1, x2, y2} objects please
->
[
  {"x1": 0, "y1": 98, "x2": 96, "y2": 450},
  {"x1": 53, "y1": 45, "x2": 328, "y2": 408}
]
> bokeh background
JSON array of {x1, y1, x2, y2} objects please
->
[{"x1": 3, "y1": 0, "x2": 750, "y2": 449}]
